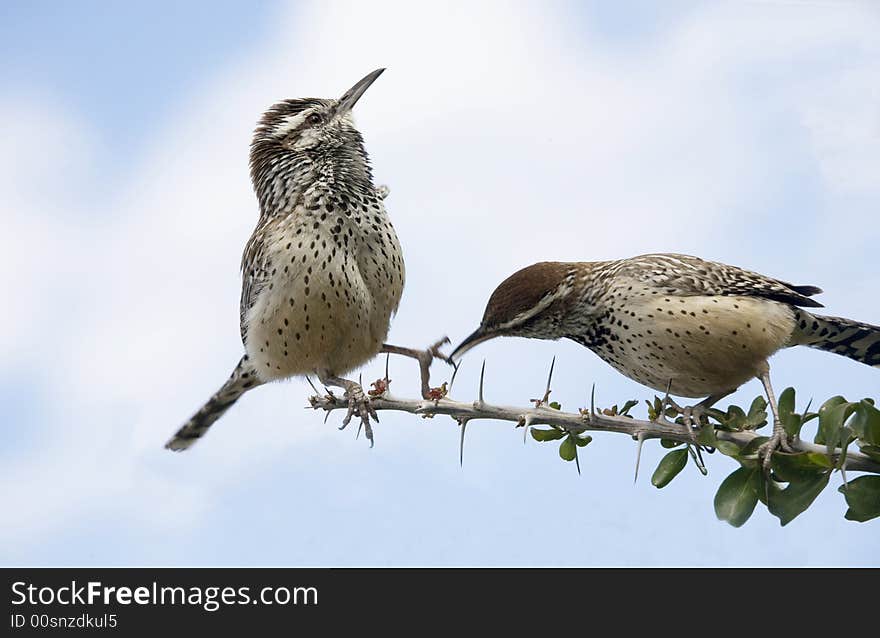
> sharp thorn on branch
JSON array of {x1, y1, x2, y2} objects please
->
[
  {"x1": 687, "y1": 444, "x2": 708, "y2": 476},
  {"x1": 634, "y1": 431, "x2": 646, "y2": 484},
  {"x1": 541, "y1": 356, "x2": 556, "y2": 406},
  {"x1": 458, "y1": 418, "x2": 469, "y2": 467},
  {"x1": 590, "y1": 383, "x2": 597, "y2": 420},
  {"x1": 301, "y1": 381, "x2": 880, "y2": 475},
  {"x1": 695, "y1": 444, "x2": 705, "y2": 468},
  {"x1": 448, "y1": 357, "x2": 462, "y2": 394}
]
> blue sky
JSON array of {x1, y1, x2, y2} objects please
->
[{"x1": 2, "y1": 0, "x2": 879, "y2": 566}]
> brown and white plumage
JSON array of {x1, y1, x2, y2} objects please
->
[
  {"x1": 453, "y1": 253, "x2": 880, "y2": 461},
  {"x1": 166, "y1": 69, "x2": 404, "y2": 451}
]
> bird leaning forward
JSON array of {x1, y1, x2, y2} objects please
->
[
  {"x1": 166, "y1": 69, "x2": 450, "y2": 451},
  {"x1": 452, "y1": 253, "x2": 880, "y2": 467}
]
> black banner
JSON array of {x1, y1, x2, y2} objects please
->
[{"x1": 3, "y1": 567, "x2": 874, "y2": 632}]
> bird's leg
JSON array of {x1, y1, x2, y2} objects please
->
[
  {"x1": 317, "y1": 370, "x2": 378, "y2": 446},
  {"x1": 375, "y1": 184, "x2": 390, "y2": 200},
  {"x1": 651, "y1": 380, "x2": 678, "y2": 425},
  {"x1": 381, "y1": 337, "x2": 456, "y2": 400},
  {"x1": 756, "y1": 368, "x2": 794, "y2": 470},
  {"x1": 655, "y1": 383, "x2": 732, "y2": 443},
  {"x1": 671, "y1": 391, "x2": 734, "y2": 431},
  {"x1": 651, "y1": 381, "x2": 697, "y2": 442}
]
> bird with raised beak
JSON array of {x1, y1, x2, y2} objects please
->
[
  {"x1": 452, "y1": 254, "x2": 880, "y2": 466},
  {"x1": 167, "y1": 69, "x2": 449, "y2": 451}
]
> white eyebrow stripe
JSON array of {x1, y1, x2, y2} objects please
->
[
  {"x1": 494, "y1": 281, "x2": 574, "y2": 331},
  {"x1": 272, "y1": 110, "x2": 310, "y2": 137}
]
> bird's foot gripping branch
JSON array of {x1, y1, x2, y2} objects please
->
[{"x1": 309, "y1": 358, "x2": 880, "y2": 527}]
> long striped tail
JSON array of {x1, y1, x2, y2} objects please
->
[
  {"x1": 165, "y1": 356, "x2": 260, "y2": 451},
  {"x1": 790, "y1": 310, "x2": 880, "y2": 368}
]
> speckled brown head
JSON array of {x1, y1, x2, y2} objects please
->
[
  {"x1": 249, "y1": 68, "x2": 384, "y2": 216},
  {"x1": 452, "y1": 262, "x2": 581, "y2": 359}
]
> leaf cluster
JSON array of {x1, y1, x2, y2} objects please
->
[{"x1": 536, "y1": 389, "x2": 880, "y2": 526}]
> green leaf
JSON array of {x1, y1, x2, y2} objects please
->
[
  {"x1": 744, "y1": 396, "x2": 768, "y2": 430},
  {"x1": 771, "y1": 452, "x2": 832, "y2": 482},
  {"x1": 767, "y1": 473, "x2": 830, "y2": 526},
  {"x1": 755, "y1": 473, "x2": 776, "y2": 507},
  {"x1": 651, "y1": 449, "x2": 688, "y2": 488},
  {"x1": 778, "y1": 387, "x2": 804, "y2": 437},
  {"x1": 559, "y1": 436, "x2": 577, "y2": 461},
  {"x1": 714, "y1": 441, "x2": 742, "y2": 457},
  {"x1": 574, "y1": 434, "x2": 592, "y2": 447},
  {"x1": 645, "y1": 399, "x2": 658, "y2": 421},
  {"x1": 724, "y1": 405, "x2": 747, "y2": 430},
  {"x1": 815, "y1": 396, "x2": 855, "y2": 451},
  {"x1": 530, "y1": 427, "x2": 566, "y2": 442},
  {"x1": 739, "y1": 436, "x2": 770, "y2": 458},
  {"x1": 839, "y1": 476, "x2": 880, "y2": 522},
  {"x1": 660, "y1": 439, "x2": 683, "y2": 449},
  {"x1": 696, "y1": 424, "x2": 717, "y2": 447},
  {"x1": 619, "y1": 400, "x2": 639, "y2": 416},
  {"x1": 803, "y1": 452, "x2": 832, "y2": 467},
  {"x1": 548, "y1": 401, "x2": 562, "y2": 411},
  {"x1": 857, "y1": 444, "x2": 880, "y2": 463},
  {"x1": 851, "y1": 400, "x2": 880, "y2": 447},
  {"x1": 714, "y1": 466, "x2": 761, "y2": 527},
  {"x1": 705, "y1": 407, "x2": 729, "y2": 428},
  {"x1": 778, "y1": 387, "x2": 795, "y2": 417}
]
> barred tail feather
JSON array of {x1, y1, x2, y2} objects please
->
[
  {"x1": 791, "y1": 310, "x2": 880, "y2": 368},
  {"x1": 165, "y1": 356, "x2": 259, "y2": 451}
]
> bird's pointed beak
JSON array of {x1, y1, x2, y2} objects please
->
[
  {"x1": 337, "y1": 68, "x2": 385, "y2": 115},
  {"x1": 451, "y1": 328, "x2": 495, "y2": 361}
]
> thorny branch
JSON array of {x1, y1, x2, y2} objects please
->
[{"x1": 307, "y1": 359, "x2": 880, "y2": 475}]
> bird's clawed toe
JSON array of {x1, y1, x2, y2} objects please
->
[
  {"x1": 381, "y1": 337, "x2": 455, "y2": 401},
  {"x1": 651, "y1": 392, "x2": 699, "y2": 442},
  {"x1": 339, "y1": 382, "x2": 378, "y2": 445},
  {"x1": 757, "y1": 428, "x2": 795, "y2": 471},
  {"x1": 427, "y1": 336, "x2": 455, "y2": 365}
]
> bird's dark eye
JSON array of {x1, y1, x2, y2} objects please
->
[{"x1": 307, "y1": 113, "x2": 323, "y2": 125}]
